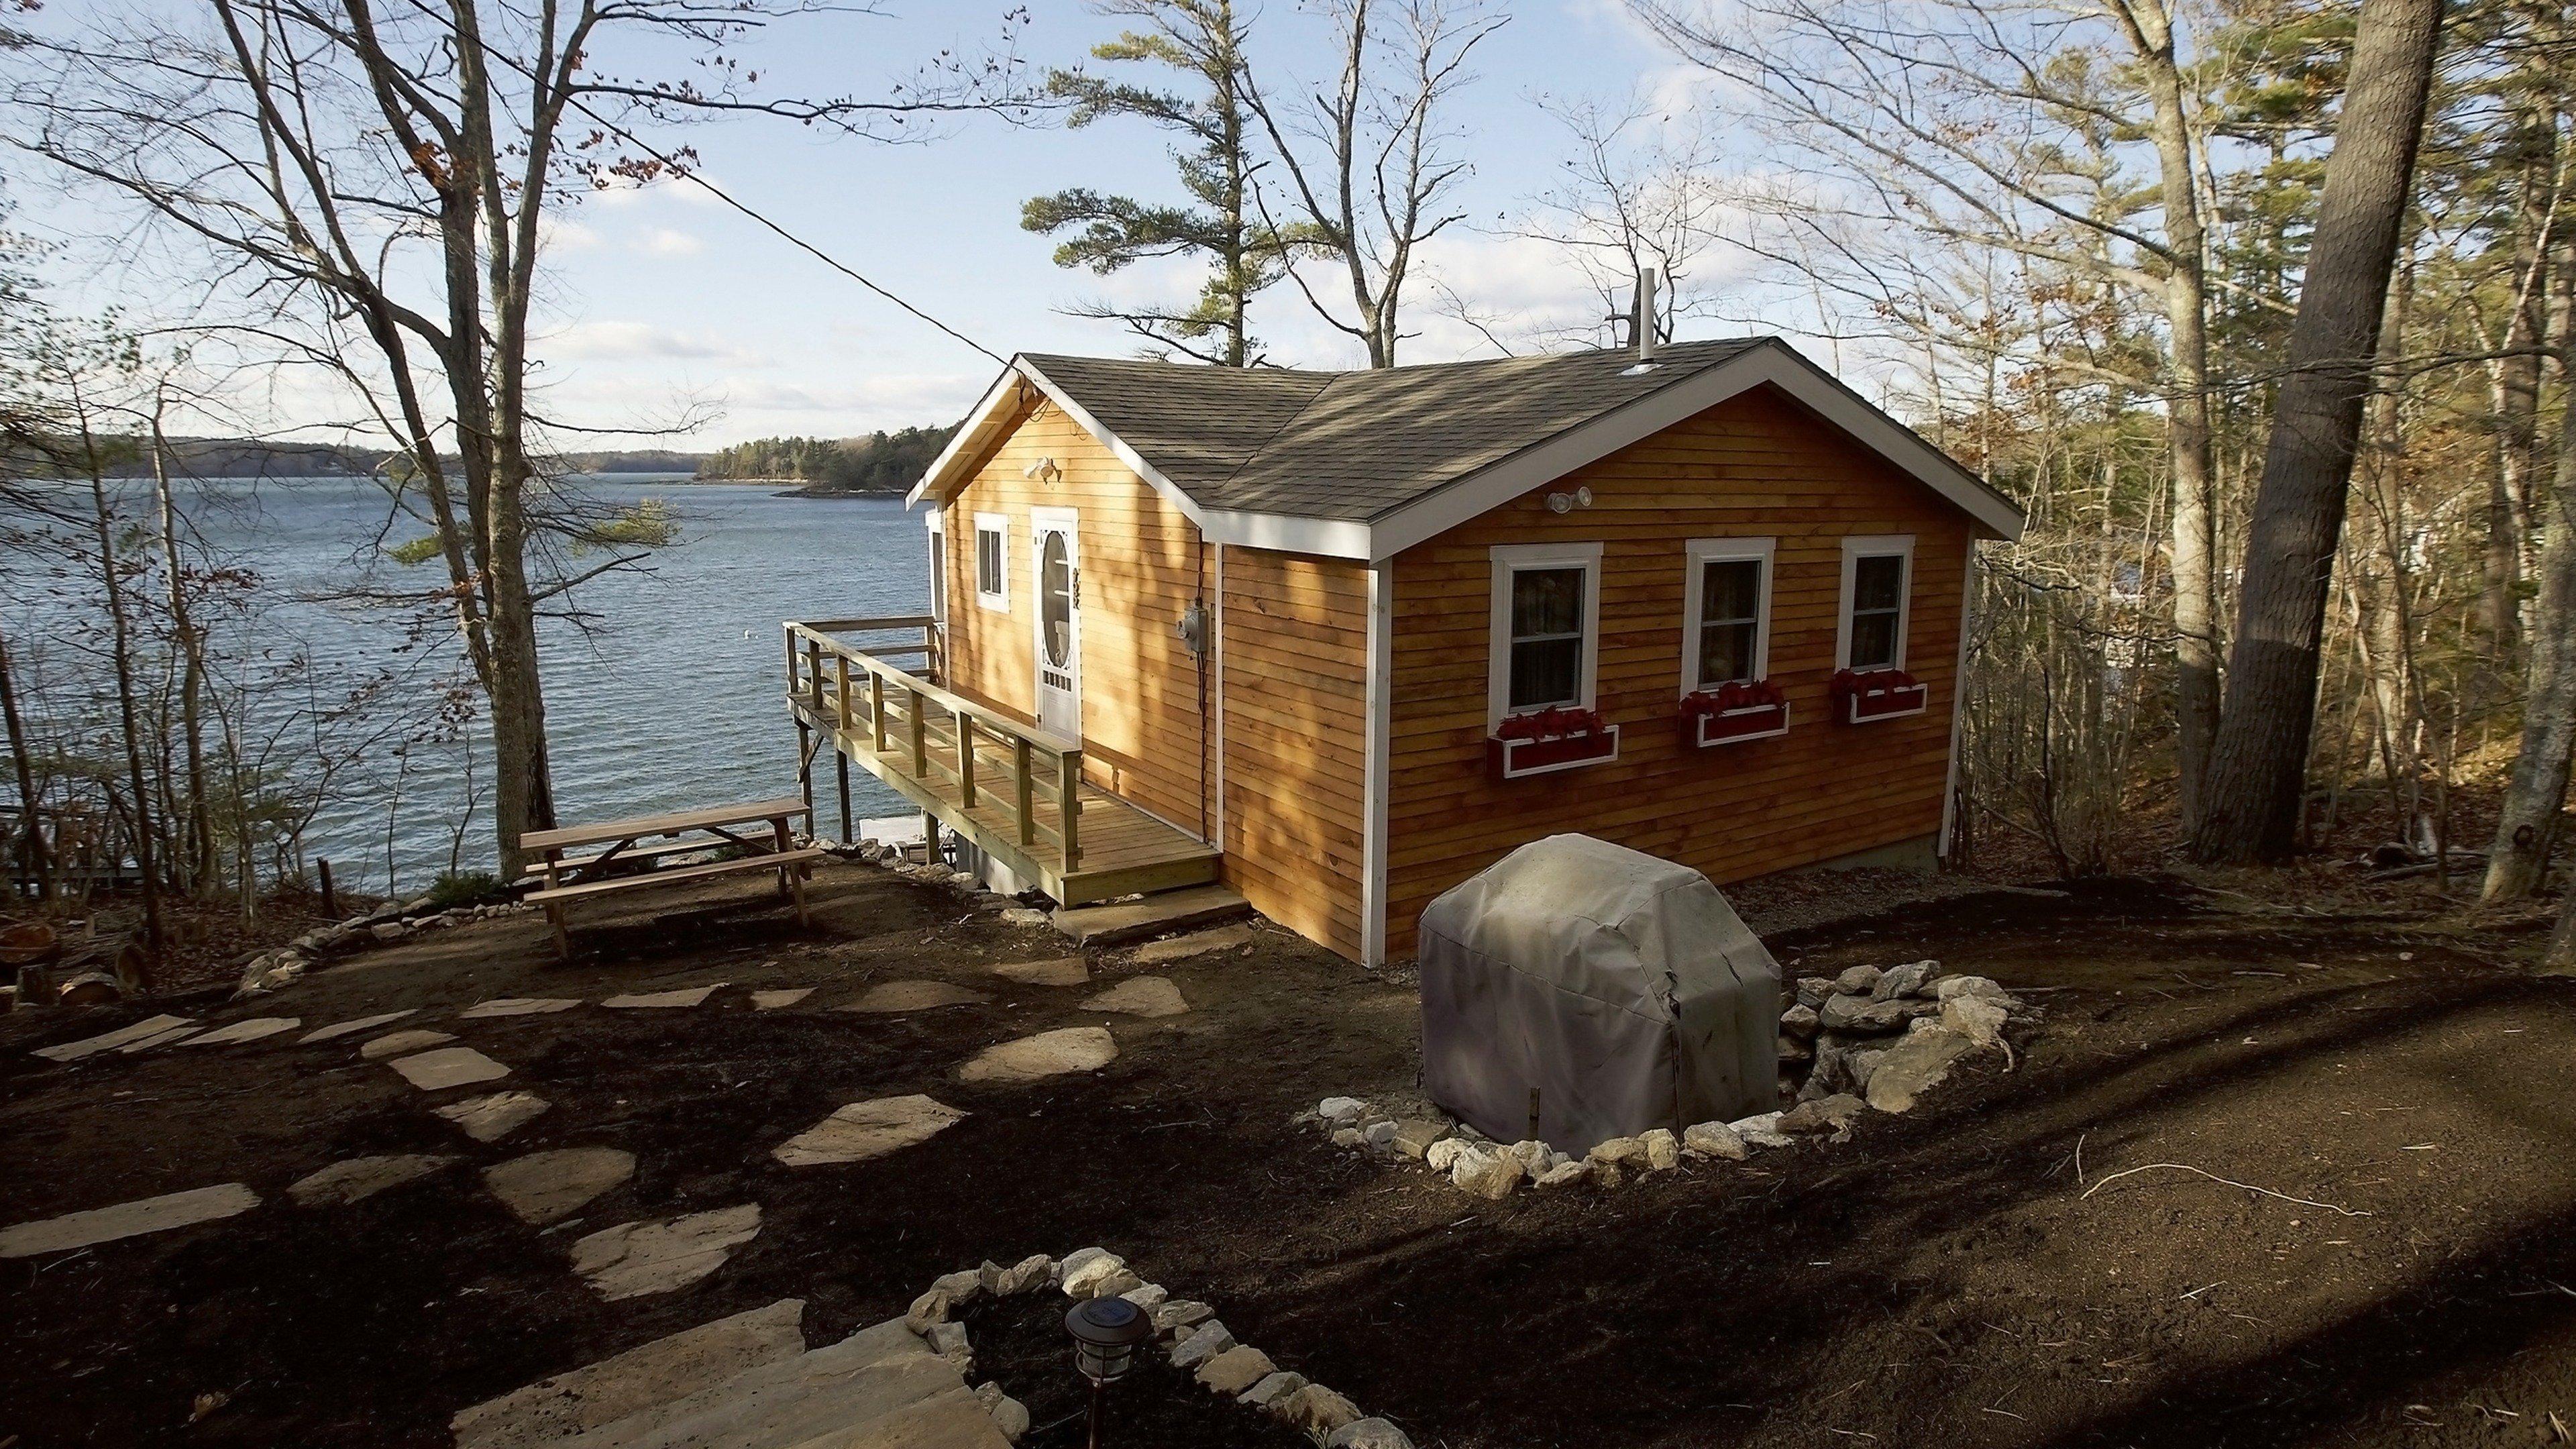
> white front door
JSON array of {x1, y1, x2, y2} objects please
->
[{"x1": 1032, "y1": 508, "x2": 1081, "y2": 740}]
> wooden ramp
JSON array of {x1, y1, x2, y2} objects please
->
[{"x1": 785, "y1": 627, "x2": 1218, "y2": 907}]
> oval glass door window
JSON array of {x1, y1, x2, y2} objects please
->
[{"x1": 1040, "y1": 533, "x2": 1073, "y2": 669}]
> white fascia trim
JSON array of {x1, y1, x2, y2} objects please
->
[
  {"x1": 1939, "y1": 547, "x2": 1979, "y2": 859},
  {"x1": 1199, "y1": 508, "x2": 1373, "y2": 560},
  {"x1": 1361, "y1": 557, "x2": 1393, "y2": 968},
  {"x1": 906, "y1": 367, "x2": 1029, "y2": 508},
  {"x1": 1487, "y1": 541, "x2": 1605, "y2": 733},
  {"x1": 973, "y1": 512, "x2": 1011, "y2": 611},
  {"x1": 1366, "y1": 343, "x2": 2025, "y2": 560},
  {"x1": 1680, "y1": 537, "x2": 1776, "y2": 695},
  {"x1": 1836, "y1": 535, "x2": 1917, "y2": 672}
]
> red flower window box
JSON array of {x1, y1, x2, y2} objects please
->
[
  {"x1": 1682, "y1": 680, "x2": 1790, "y2": 746},
  {"x1": 1831, "y1": 667, "x2": 1928, "y2": 724},
  {"x1": 1487, "y1": 706, "x2": 1620, "y2": 781}
]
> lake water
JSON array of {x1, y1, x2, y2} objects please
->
[{"x1": 17, "y1": 475, "x2": 928, "y2": 894}]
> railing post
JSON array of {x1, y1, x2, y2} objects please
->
[
  {"x1": 957, "y1": 711, "x2": 977, "y2": 807},
  {"x1": 1059, "y1": 749, "x2": 1082, "y2": 871},
  {"x1": 908, "y1": 688, "x2": 928, "y2": 777},
  {"x1": 870, "y1": 673, "x2": 888, "y2": 753},
  {"x1": 804, "y1": 640, "x2": 825, "y2": 713},
  {"x1": 783, "y1": 625, "x2": 798, "y2": 699},
  {"x1": 1014, "y1": 737, "x2": 1034, "y2": 848},
  {"x1": 835, "y1": 655, "x2": 853, "y2": 731}
]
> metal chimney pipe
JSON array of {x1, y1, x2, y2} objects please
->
[{"x1": 1636, "y1": 267, "x2": 1659, "y2": 362}]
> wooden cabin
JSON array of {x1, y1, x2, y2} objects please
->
[{"x1": 782, "y1": 338, "x2": 2024, "y2": 967}]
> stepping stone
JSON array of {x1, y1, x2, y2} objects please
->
[
  {"x1": 361, "y1": 1028, "x2": 456, "y2": 1059},
  {"x1": 518, "y1": 1318, "x2": 955, "y2": 1449},
  {"x1": 570, "y1": 1203, "x2": 761, "y2": 1301},
  {"x1": 957, "y1": 1026, "x2": 1118, "y2": 1083},
  {"x1": 116, "y1": 1020, "x2": 211, "y2": 1055},
  {"x1": 0, "y1": 1183, "x2": 258, "y2": 1258},
  {"x1": 749, "y1": 987, "x2": 814, "y2": 1010},
  {"x1": 33, "y1": 1014, "x2": 194, "y2": 1063},
  {"x1": 991, "y1": 956, "x2": 1089, "y2": 987},
  {"x1": 1131, "y1": 923, "x2": 1256, "y2": 966},
  {"x1": 602, "y1": 983, "x2": 724, "y2": 1009},
  {"x1": 301, "y1": 1010, "x2": 417, "y2": 1044},
  {"x1": 484, "y1": 1146, "x2": 635, "y2": 1226},
  {"x1": 449, "y1": 1298, "x2": 809, "y2": 1449},
  {"x1": 773, "y1": 1095, "x2": 967, "y2": 1167},
  {"x1": 435, "y1": 1091, "x2": 552, "y2": 1143},
  {"x1": 181, "y1": 1016, "x2": 301, "y2": 1046},
  {"x1": 388, "y1": 1046, "x2": 511, "y2": 1091},
  {"x1": 842, "y1": 980, "x2": 989, "y2": 1013},
  {"x1": 286, "y1": 1154, "x2": 459, "y2": 1207},
  {"x1": 458, "y1": 997, "x2": 581, "y2": 1020},
  {"x1": 1083, "y1": 976, "x2": 1189, "y2": 1018}
]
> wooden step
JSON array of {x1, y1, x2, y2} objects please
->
[{"x1": 1051, "y1": 883, "x2": 1254, "y2": 949}]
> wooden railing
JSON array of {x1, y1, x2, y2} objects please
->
[{"x1": 784, "y1": 618, "x2": 1083, "y2": 871}]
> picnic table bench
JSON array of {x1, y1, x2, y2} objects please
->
[{"x1": 521, "y1": 797, "x2": 821, "y2": 959}]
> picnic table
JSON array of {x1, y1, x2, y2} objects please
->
[{"x1": 520, "y1": 797, "x2": 822, "y2": 959}]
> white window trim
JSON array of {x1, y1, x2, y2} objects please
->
[
  {"x1": 1680, "y1": 537, "x2": 1776, "y2": 696},
  {"x1": 1487, "y1": 541, "x2": 1604, "y2": 732},
  {"x1": 973, "y1": 512, "x2": 1010, "y2": 611},
  {"x1": 925, "y1": 510, "x2": 947, "y2": 625},
  {"x1": 1836, "y1": 534, "x2": 1916, "y2": 672}
]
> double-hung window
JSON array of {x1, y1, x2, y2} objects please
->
[
  {"x1": 1682, "y1": 539, "x2": 1774, "y2": 690},
  {"x1": 973, "y1": 513, "x2": 1010, "y2": 610},
  {"x1": 1488, "y1": 543, "x2": 1603, "y2": 729},
  {"x1": 1837, "y1": 536, "x2": 1914, "y2": 672}
]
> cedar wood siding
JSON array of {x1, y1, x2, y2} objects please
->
[
  {"x1": 1382, "y1": 385, "x2": 1974, "y2": 961},
  {"x1": 1218, "y1": 547, "x2": 1370, "y2": 959},
  {"x1": 936, "y1": 396, "x2": 1215, "y2": 841}
]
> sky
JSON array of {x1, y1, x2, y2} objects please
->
[{"x1": 12, "y1": 0, "x2": 1858, "y2": 450}]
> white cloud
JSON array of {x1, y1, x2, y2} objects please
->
[
  {"x1": 545, "y1": 321, "x2": 765, "y2": 365},
  {"x1": 637, "y1": 227, "x2": 706, "y2": 257}
]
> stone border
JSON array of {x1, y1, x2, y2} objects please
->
[
  {"x1": 233, "y1": 899, "x2": 541, "y2": 1000},
  {"x1": 901, "y1": 1247, "x2": 1413, "y2": 1448},
  {"x1": 1305, "y1": 961, "x2": 2035, "y2": 1200}
]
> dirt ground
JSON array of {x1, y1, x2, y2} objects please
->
[{"x1": 3, "y1": 859, "x2": 2572, "y2": 1448}]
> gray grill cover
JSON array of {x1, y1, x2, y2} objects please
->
[{"x1": 1418, "y1": 834, "x2": 1780, "y2": 1153}]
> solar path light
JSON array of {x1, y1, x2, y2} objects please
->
[{"x1": 1065, "y1": 1295, "x2": 1155, "y2": 1448}]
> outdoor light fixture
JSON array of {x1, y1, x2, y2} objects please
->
[
  {"x1": 1545, "y1": 486, "x2": 1594, "y2": 515},
  {"x1": 1065, "y1": 1295, "x2": 1155, "y2": 1448}
]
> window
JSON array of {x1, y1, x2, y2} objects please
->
[
  {"x1": 973, "y1": 513, "x2": 1009, "y2": 610},
  {"x1": 1487, "y1": 543, "x2": 1603, "y2": 729},
  {"x1": 1837, "y1": 535, "x2": 1914, "y2": 672},
  {"x1": 1682, "y1": 539, "x2": 1774, "y2": 691},
  {"x1": 926, "y1": 512, "x2": 947, "y2": 623}
]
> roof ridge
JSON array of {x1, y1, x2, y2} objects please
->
[{"x1": 1209, "y1": 369, "x2": 1342, "y2": 494}]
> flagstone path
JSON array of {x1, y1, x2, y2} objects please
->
[
  {"x1": 180, "y1": 1016, "x2": 302, "y2": 1046},
  {"x1": 989, "y1": 957, "x2": 1089, "y2": 987},
  {"x1": 483, "y1": 1147, "x2": 635, "y2": 1226},
  {"x1": 1083, "y1": 975, "x2": 1189, "y2": 1018},
  {"x1": 1130, "y1": 923, "x2": 1256, "y2": 965},
  {"x1": 300, "y1": 1010, "x2": 417, "y2": 1044},
  {"x1": 435, "y1": 1091, "x2": 551, "y2": 1142},
  {"x1": 772, "y1": 1095, "x2": 967, "y2": 1167},
  {"x1": 749, "y1": 987, "x2": 814, "y2": 1010},
  {"x1": 955, "y1": 1026, "x2": 1118, "y2": 1083},
  {"x1": 0, "y1": 1183, "x2": 259, "y2": 1258},
  {"x1": 843, "y1": 980, "x2": 991, "y2": 1013},
  {"x1": 388, "y1": 1046, "x2": 511, "y2": 1091},
  {"x1": 458, "y1": 998, "x2": 582, "y2": 1020},
  {"x1": 448, "y1": 1298, "x2": 809, "y2": 1449},
  {"x1": 570, "y1": 1203, "x2": 763, "y2": 1301},
  {"x1": 360, "y1": 1028, "x2": 455, "y2": 1059},
  {"x1": 31, "y1": 1015, "x2": 197, "y2": 1063},
  {"x1": 286, "y1": 1154, "x2": 460, "y2": 1208},
  {"x1": 602, "y1": 984, "x2": 724, "y2": 1009}
]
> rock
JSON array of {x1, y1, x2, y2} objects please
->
[
  {"x1": 1389, "y1": 1118, "x2": 1451, "y2": 1159},
  {"x1": 747, "y1": 988, "x2": 814, "y2": 1010},
  {"x1": 1330, "y1": 1127, "x2": 1364, "y2": 1148},
  {"x1": 1866, "y1": 1025, "x2": 1976, "y2": 1112},
  {"x1": 1778, "y1": 1034, "x2": 1814, "y2": 1065},
  {"x1": 484, "y1": 1147, "x2": 636, "y2": 1225},
  {"x1": 1361, "y1": 1120, "x2": 1399, "y2": 1150},
  {"x1": 568, "y1": 1203, "x2": 761, "y2": 1301},
  {"x1": 435, "y1": 1091, "x2": 551, "y2": 1142},
  {"x1": 843, "y1": 979, "x2": 989, "y2": 1013},
  {"x1": 0, "y1": 1183, "x2": 258, "y2": 1258},
  {"x1": 458, "y1": 997, "x2": 580, "y2": 1019},
  {"x1": 1450, "y1": 1145, "x2": 1525, "y2": 1199},
  {"x1": 1640, "y1": 1128, "x2": 1680, "y2": 1171},
  {"x1": 1241, "y1": 1371, "x2": 1308, "y2": 1409},
  {"x1": 1058, "y1": 1247, "x2": 1126, "y2": 1296},
  {"x1": 1122, "y1": 1281, "x2": 1168, "y2": 1311},
  {"x1": 299, "y1": 1010, "x2": 417, "y2": 1044},
  {"x1": 1778, "y1": 1093, "x2": 1867, "y2": 1136},
  {"x1": 602, "y1": 984, "x2": 724, "y2": 1009},
  {"x1": 1818, "y1": 994, "x2": 1918, "y2": 1034},
  {"x1": 1083, "y1": 975, "x2": 1189, "y2": 1018},
  {"x1": 1170, "y1": 1321, "x2": 1234, "y2": 1369},
  {"x1": 1316, "y1": 1096, "x2": 1367, "y2": 1125},
  {"x1": 995, "y1": 1254, "x2": 1055, "y2": 1295},
  {"x1": 925, "y1": 1320, "x2": 970, "y2": 1362},
  {"x1": 772, "y1": 1095, "x2": 967, "y2": 1167},
  {"x1": 991, "y1": 957, "x2": 1089, "y2": 987},
  {"x1": 1587, "y1": 1136, "x2": 1647, "y2": 1167},
  {"x1": 387, "y1": 1046, "x2": 511, "y2": 1091},
  {"x1": 287, "y1": 1154, "x2": 458, "y2": 1207},
  {"x1": 1941, "y1": 994, "x2": 2010, "y2": 1049},
  {"x1": 957, "y1": 1026, "x2": 1117, "y2": 1083},
  {"x1": 360, "y1": 1028, "x2": 455, "y2": 1059},
  {"x1": 1534, "y1": 1160, "x2": 1590, "y2": 1188},
  {"x1": 906, "y1": 1288, "x2": 952, "y2": 1332},
  {"x1": 1000, "y1": 906, "x2": 1051, "y2": 928},
  {"x1": 1196, "y1": 1344, "x2": 1277, "y2": 1395},
  {"x1": 1424, "y1": 1138, "x2": 1470, "y2": 1172},
  {"x1": 182, "y1": 1016, "x2": 301, "y2": 1046},
  {"x1": 1935, "y1": 974, "x2": 2023, "y2": 1010},
  {"x1": 1279, "y1": 1384, "x2": 1363, "y2": 1436},
  {"x1": 1873, "y1": 961, "x2": 1939, "y2": 1000},
  {"x1": 448, "y1": 1299, "x2": 806, "y2": 1449},
  {"x1": 369, "y1": 922, "x2": 411, "y2": 945},
  {"x1": 1087, "y1": 1267, "x2": 1144, "y2": 1299},
  {"x1": 1729, "y1": 1112, "x2": 1795, "y2": 1149},
  {"x1": 1779, "y1": 1003, "x2": 1820, "y2": 1039},
  {"x1": 1682, "y1": 1121, "x2": 1748, "y2": 1161},
  {"x1": 1833, "y1": 965, "x2": 1882, "y2": 995},
  {"x1": 932, "y1": 1268, "x2": 984, "y2": 1303},
  {"x1": 1151, "y1": 1299, "x2": 1214, "y2": 1335},
  {"x1": 1327, "y1": 1417, "x2": 1415, "y2": 1449},
  {"x1": 987, "y1": 1394, "x2": 1029, "y2": 1442},
  {"x1": 1794, "y1": 977, "x2": 1837, "y2": 1009},
  {"x1": 1131, "y1": 923, "x2": 1256, "y2": 965}
]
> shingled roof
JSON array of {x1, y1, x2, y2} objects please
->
[
  {"x1": 912, "y1": 337, "x2": 2023, "y2": 558},
  {"x1": 1018, "y1": 339, "x2": 1768, "y2": 523}
]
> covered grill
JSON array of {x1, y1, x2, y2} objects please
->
[{"x1": 1418, "y1": 833, "x2": 1780, "y2": 1152}]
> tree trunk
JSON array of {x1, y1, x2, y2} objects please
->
[
  {"x1": 80, "y1": 423, "x2": 165, "y2": 982},
  {"x1": 2484, "y1": 276, "x2": 2576, "y2": 900},
  {"x1": 0, "y1": 623, "x2": 50, "y2": 901},
  {"x1": 2189, "y1": 0, "x2": 2446, "y2": 864},
  {"x1": 152, "y1": 416, "x2": 214, "y2": 896}
]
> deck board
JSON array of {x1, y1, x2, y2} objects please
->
[{"x1": 789, "y1": 688, "x2": 1218, "y2": 906}]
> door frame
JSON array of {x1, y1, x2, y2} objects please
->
[{"x1": 1030, "y1": 506, "x2": 1082, "y2": 742}]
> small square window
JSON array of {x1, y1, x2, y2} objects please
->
[{"x1": 973, "y1": 513, "x2": 1009, "y2": 610}]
